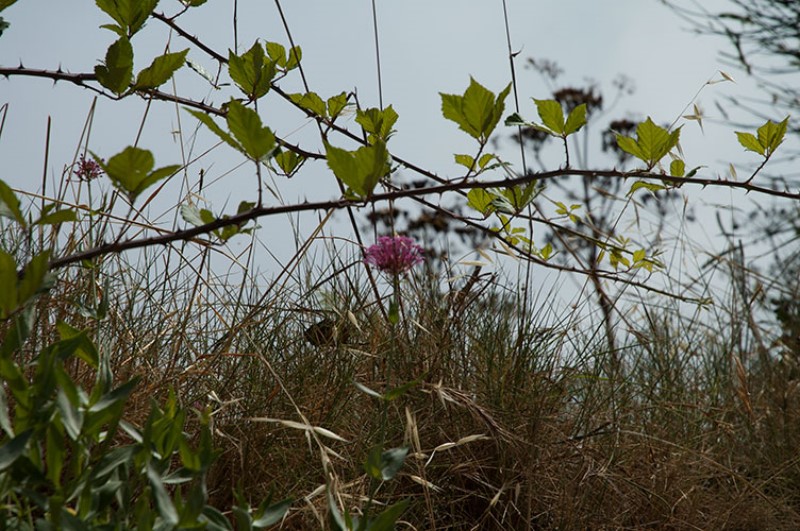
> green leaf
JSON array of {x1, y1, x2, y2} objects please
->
[
  {"x1": 187, "y1": 108, "x2": 242, "y2": 152},
  {"x1": 95, "y1": 0, "x2": 158, "y2": 36},
  {"x1": 0, "y1": 429, "x2": 32, "y2": 471},
  {"x1": 33, "y1": 208, "x2": 77, "y2": 226},
  {"x1": 226, "y1": 100, "x2": 276, "y2": 161},
  {"x1": 0, "y1": 178, "x2": 25, "y2": 226},
  {"x1": 265, "y1": 41, "x2": 287, "y2": 68},
  {"x1": 0, "y1": 17, "x2": 8, "y2": 38},
  {"x1": 148, "y1": 463, "x2": 179, "y2": 525},
  {"x1": 95, "y1": 146, "x2": 178, "y2": 201},
  {"x1": 289, "y1": 91, "x2": 327, "y2": 117},
  {"x1": 286, "y1": 45, "x2": 302, "y2": 71},
  {"x1": 441, "y1": 78, "x2": 510, "y2": 142},
  {"x1": 757, "y1": 117, "x2": 789, "y2": 154},
  {"x1": 94, "y1": 36, "x2": 133, "y2": 95},
  {"x1": 466, "y1": 188, "x2": 494, "y2": 217},
  {"x1": 273, "y1": 150, "x2": 303, "y2": 175},
  {"x1": 367, "y1": 500, "x2": 410, "y2": 531},
  {"x1": 327, "y1": 92, "x2": 349, "y2": 119},
  {"x1": 616, "y1": 118, "x2": 681, "y2": 168},
  {"x1": 228, "y1": 42, "x2": 275, "y2": 100},
  {"x1": 0, "y1": 250, "x2": 18, "y2": 318},
  {"x1": 379, "y1": 447, "x2": 408, "y2": 480},
  {"x1": 0, "y1": 1, "x2": 18, "y2": 12},
  {"x1": 564, "y1": 103, "x2": 587, "y2": 135},
  {"x1": 252, "y1": 498, "x2": 292, "y2": 528},
  {"x1": 735, "y1": 132, "x2": 764, "y2": 155},
  {"x1": 17, "y1": 251, "x2": 50, "y2": 307},
  {"x1": 504, "y1": 112, "x2": 526, "y2": 126},
  {"x1": 628, "y1": 180, "x2": 667, "y2": 195},
  {"x1": 356, "y1": 106, "x2": 398, "y2": 143},
  {"x1": 477, "y1": 153, "x2": 496, "y2": 169},
  {"x1": 534, "y1": 99, "x2": 565, "y2": 135},
  {"x1": 670, "y1": 159, "x2": 685, "y2": 177},
  {"x1": 454, "y1": 154, "x2": 475, "y2": 169},
  {"x1": 325, "y1": 140, "x2": 389, "y2": 198},
  {"x1": 134, "y1": 49, "x2": 188, "y2": 89}
]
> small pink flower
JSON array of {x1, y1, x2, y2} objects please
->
[
  {"x1": 74, "y1": 155, "x2": 103, "y2": 181},
  {"x1": 364, "y1": 235, "x2": 424, "y2": 275}
]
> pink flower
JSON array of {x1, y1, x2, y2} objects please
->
[
  {"x1": 74, "y1": 155, "x2": 103, "y2": 181},
  {"x1": 364, "y1": 235, "x2": 424, "y2": 275}
]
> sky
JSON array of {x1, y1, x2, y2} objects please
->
[{"x1": 0, "y1": 0, "x2": 789, "y2": 307}]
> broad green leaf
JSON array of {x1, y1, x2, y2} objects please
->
[
  {"x1": 226, "y1": 100, "x2": 276, "y2": 161},
  {"x1": 273, "y1": 150, "x2": 303, "y2": 175},
  {"x1": 564, "y1": 103, "x2": 587, "y2": 135},
  {"x1": 33, "y1": 208, "x2": 77, "y2": 226},
  {"x1": 670, "y1": 159, "x2": 685, "y2": 177},
  {"x1": 183, "y1": 0, "x2": 207, "y2": 5},
  {"x1": 477, "y1": 153, "x2": 496, "y2": 169},
  {"x1": 735, "y1": 132, "x2": 764, "y2": 155},
  {"x1": 441, "y1": 78, "x2": 510, "y2": 142},
  {"x1": 454, "y1": 154, "x2": 475, "y2": 169},
  {"x1": 616, "y1": 118, "x2": 680, "y2": 168},
  {"x1": 756, "y1": 117, "x2": 789, "y2": 154},
  {"x1": 95, "y1": 0, "x2": 158, "y2": 36},
  {"x1": 356, "y1": 105, "x2": 398, "y2": 142},
  {"x1": 0, "y1": 429, "x2": 32, "y2": 470},
  {"x1": 252, "y1": 499, "x2": 292, "y2": 527},
  {"x1": 187, "y1": 109, "x2": 242, "y2": 152},
  {"x1": 95, "y1": 146, "x2": 178, "y2": 201},
  {"x1": 134, "y1": 49, "x2": 188, "y2": 89},
  {"x1": 466, "y1": 188, "x2": 494, "y2": 216},
  {"x1": 534, "y1": 99, "x2": 565, "y2": 135},
  {"x1": 265, "y1": 41, "x2": 286, "y2": 68},
  {"x1": 0, "y1": 1, "x2": 18, "y2": 12},
  {"x1": 368, "y1": 500, "x2": 410, "y2": 531},
  {"x1": 325, "y1": 140, "x2": 389, "y2": 198},
  {"x1": 228, "y1": 42, "x2": 275, "y2": 100},
  {"x1": 289, "y1": 91, "x2": 327, "y2": 117},
  {"x1": 286, "y1": 45, "x2": 302, "y2": 70},
  {"x1": 327, "y1": 92, "x2": 349, "y2": 118},
  {"x1": 0, "y1": 178, "x2": 25, "y2": 225},
  {"x1": 94, "y1": 36, "x2": 133, "y2": 95}
]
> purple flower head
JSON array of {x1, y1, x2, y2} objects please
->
[
  {"x1": 74, "y1": 155, "x2": 103, "y2": 181},
  {"x1": 364, "y1": 235, "x2": 425, "y2": 275}
]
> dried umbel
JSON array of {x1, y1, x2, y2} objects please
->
[{"x1": 364, "y1": 235, "x2": 424, "y2": 276}]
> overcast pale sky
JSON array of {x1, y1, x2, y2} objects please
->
[{"x1": 0, "y1": 0, "x2": 782, "y2": 298}]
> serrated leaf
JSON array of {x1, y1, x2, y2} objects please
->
[
  {"x1": 0, "y1": 179, "x2": 25, "y2": 226},
  {"x1": 356, "y1": 105, "x2": 398, "y2": 142},
  {"x1": 615, "y1": 134, "x2": 645, "y2": 160},
  {"x1": 478, "y1": 153, "x2": 495, "y2": 169},
  {"x1": 325, "y1": 140, "x2": 388, "y2": 198},
  {"x1": 134, "y1": 49, "x2": 188, "y2": 89},
  {"x1": 228, "y1": 42, "x2": 275, "y2": 100},
  {"x1": 454, "y1": 154, "x2": 475, "y2": 169},
  {"x1": 441, "y1": 78, "x2": 510, "y2": 142},
  {"x1": 264, "y1": 41, "x2": 286, "y2": 68},
  {"x1": 636, "y1": 118, "x2": 680, "y2": 166},
  {"x1": 466, "y1": 188, "x2": 494, "y2": 217},
  {"x1": 534, "y1": 99, "x2": 565, "y2": 135},
  {"x1": 756, "y1": 117, "x2": 789, "y2": 154},
  {"x1": 670, "y1": 159, "x2": 685, "y2": 177},
  {"x1": 95, "y1": 0, "x2": 157, "y2": 36},
  {"x1": 286, "y1": 45, "x2": 302, "y2": 70},
  {"x1": 273, "y1": 150, "x2": 302, "y2": 175},
  {"x1": 94, "y1": 36, "x2": 133, "y2": 95},
  {"x1": 326, "y1": 92, "x2": 348, "y2": 118},
  {"x1": 289, "y1": 91, "x2": 326, "y2": 117},
  {"x1": 95, "y1": 146, "x2": 178, "y2": 201},
  {"x1": 226, "y1": 100, "x2": 276, "y2": 161},
  {"x1": 564, "y1": 103, "x2": 587, "y2": 135},
  {"x1": 735, "y1": 131, "x2": 764, "y2": 155}
]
